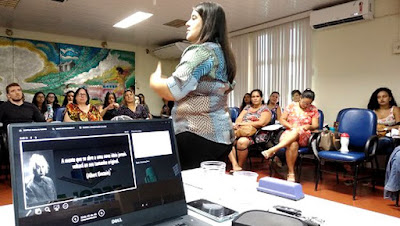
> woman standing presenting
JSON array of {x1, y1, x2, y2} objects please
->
[{"x1": 150, "y1": 2, "x2": 236, "y2": 170}]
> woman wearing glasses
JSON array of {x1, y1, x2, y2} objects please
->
[{"x1": 64, "y1": 87, "x2": 102, "y2": 122}]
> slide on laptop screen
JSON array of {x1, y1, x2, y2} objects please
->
[{"x1": 7, "y1": 119, "x2": 198, "y2": 226}]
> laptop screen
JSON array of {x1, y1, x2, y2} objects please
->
[{"x1": 8, "y1": 119, "x2": 187, "y2": 226}]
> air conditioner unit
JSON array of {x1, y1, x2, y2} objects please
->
[
  {"x1": 152, "y1": 42, "x2": 190, "y2": 59},
  {"x1": 310, "y1": 0, "x2": 374, "y2": 30}
]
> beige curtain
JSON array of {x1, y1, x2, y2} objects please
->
[{"x1": 230, "y1": 18, "x2": 311, "y2": 109}]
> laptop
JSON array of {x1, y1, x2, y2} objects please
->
[{"x1": 8, "y1": 119, "x2": 211, "y2": 226}]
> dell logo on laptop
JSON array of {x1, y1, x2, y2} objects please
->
[{"x1": 111, "y1": 218, "x2": 123, "y2": 224}]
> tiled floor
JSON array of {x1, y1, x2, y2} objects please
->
[{"x1": 0, "y1": 158, "x2": 399, "y2": 218}]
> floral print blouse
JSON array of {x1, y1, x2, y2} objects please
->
[{"x1": 66, "y1": 103, "x2": 102, "y2": 121}]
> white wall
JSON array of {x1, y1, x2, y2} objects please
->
[
  {"x1": 0, "y1": 27, "x2": 179, "y2": 115},
  {"x1": 312, "y1": 0, "x2": 400, "y2": 125}
]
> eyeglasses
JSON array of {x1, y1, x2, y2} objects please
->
[{"x1": 77, "y1": 93, "x2": 87, "y2": 97}]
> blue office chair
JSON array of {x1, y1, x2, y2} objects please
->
[
  {"x1": 53, "y1": 107, "x2": 66, "y2": 122},
  {"x1": 229, "y1": 107, "x2": 240, "y2": 122},
  {"x1": 314, "y1": 108, "x2": 378, "y2": 200}
]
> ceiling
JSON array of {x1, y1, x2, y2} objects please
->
[{"x1": 0, "y1": 0, "x2": 349, "y2": 47}]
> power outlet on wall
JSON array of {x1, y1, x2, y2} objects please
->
[{"x1": 393, "y1": 41, "x2": 400, "y2": 54}]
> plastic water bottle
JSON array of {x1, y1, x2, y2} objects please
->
[{"x1": 46, "y1": 104, "x2": 54, "y2": 120}]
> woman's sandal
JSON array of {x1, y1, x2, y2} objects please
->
[
  {"x1": 287, "y1": 173, "x2": 296, "y2": 182},
  {"x1": 261, "y1": 149, "x2": 275, "y2": 160}
]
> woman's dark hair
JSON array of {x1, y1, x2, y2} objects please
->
[
  {"x1": 193, "y1": 2, "x2": 236, "y2": 83},
  {"x1": 291, "y1": 90, "x2": 301, "y2": 97},
  {"x1": 239, "y1": 93, "x2": 251, "y2": 112},
  {"x1": 267, "y1": 91, "x2": 280, "y2": 105},
  {"x1": 73, "y1": 87, "x2": 90, "y2": 105},
  {"x1": 62, "y1": 90, "x2": 75, "y2": 107},
  {"x1": 32, "y1": 91, "x2": 46, "y2": 114},
  {"x1": 301, "y1": 89, "x2": 315, "y2": 101},
  {"x1": 45, "y1": 92, "x2": 59, "y2": 106},
  {"x1": 367, "y1": 87, "x2": 397, "y2": 110},
  {"x1": 138, "y1": 93, "x2": 145, "y2": 105},
  {"x1": 103, "y1": 92, "x2": 117, "y2": 108},
  {"x1": 250, "y1": 89, "x2": 265, "y2": 105}
]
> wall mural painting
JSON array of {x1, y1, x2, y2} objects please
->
[{"x1": 0, "y1": 37, "x2": 135, "y2": 103}]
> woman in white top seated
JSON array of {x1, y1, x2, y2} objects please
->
[{"x1": 367, "y1": 87, "x2": 400, "y2": 155}]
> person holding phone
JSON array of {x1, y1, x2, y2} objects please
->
[{"x1": 150, "y1": 2, "x2": 236, "y2": 170}]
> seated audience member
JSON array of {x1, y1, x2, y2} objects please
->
[
  {"x1": 0, "y1": 83, "x2": 45, "y2": 131},
  {"x1": 239, "y1": 93, "x2": 251, "y2": 112},
  {"x1": 266, "y1": 91, "x2": 282, "y2": 123},
  {"x1": 384, "y1": 146, "x2": 400, "y2": 203},
  {"x1": 262, "y1": 89, "x2": 319, "y2": 182},
  {"x1": 160, "y1": 98, "x2": 171, "y2": 118},
  {"x1": 44, "y1": 92, "x2": 60, "y2": 122},
  {"x1": 138, "y1": 93, "x2": 152, "y2": 119},
  {"x1": 25, "y1": 154, "x2": 57, "y2": 207},
  {"x1": 116, "y1": 90, "x2": 148, "y2": 119},
  {"x1": 228, "y1": 89, "x2": 271, "y2": 171},
  {"x1": 32, "y1": 91, "x2": 47, "y2": 116},
  {"x1": 367, "y1": 87, "x2": 400, "y2": 155},
  {"x1": 62, "y1": 90, "x2": 75, "y2": 107},
  {"x1": 64, "y1": 87, "x2": 102, "y2": 122},
  {"x1": 291, "y1": 90, "x2": 301, "y2": 102},
  {"x1": 100, "y1": 92, "x2": 120, "y2": 120}
]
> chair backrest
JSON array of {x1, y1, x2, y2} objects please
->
[
  {"x1": 335, "y1": 108, "x2": 360, "y2": 122},
  {"x1": 318, "y1": 109, "x2": 324, "y2": 130},
  {"x1": 338, "y1": 109, "x2": 377, "y2": 147},
  {"x1": 267, "y1": 110, "x2": 277, "y2": 125},
  {"x1": 53, "y1": 107, "x2": 66, "y2": 122},
  {"x1": 229, "y1": 107, "x2": 240, "y2": 122}
]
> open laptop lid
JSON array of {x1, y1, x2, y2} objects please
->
[{"x1": 8, "y1": 119, "x2": 187, "y2": 226}]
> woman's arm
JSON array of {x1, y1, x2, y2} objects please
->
[
  {"x1": 279, "y1": 111, "x2": 292, "y2": 129},
  {"x1": 302, "y1": 117, "x2": 319, "y2": 131},
  {"x1": 238, "y1": 111, "x2": 272, "y2": 129},
  {"x1": 63, "y1": 112, "x2": 74, "y2": 122},
  {"x1": 390, "y1": 106, "x2": 400, "y2": 130},
  {"x1": 149, "y1": 62, "x2": 175, "y2": 101}
]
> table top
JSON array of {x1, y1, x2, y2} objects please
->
[
  {"x1": 182, "y1": 168, "x2": 400, "y2": 226},
  {"x1": 1, "y1": 169, "x2": 399, "y2": 226}
]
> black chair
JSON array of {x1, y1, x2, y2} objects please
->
[
  {"x1": 313, "y1": 108, "x2": 379, "y2": 200},
  {"x1": 0, "y1": 130, "x2": 10, "y2": 181}
]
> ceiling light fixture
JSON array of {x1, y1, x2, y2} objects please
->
[{"x1": 113, "y1": 11, "x2": 153, "y2": 29}]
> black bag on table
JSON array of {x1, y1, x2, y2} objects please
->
[{"x1": 232, "y1": 210, "x2": 307, "y2": 226}]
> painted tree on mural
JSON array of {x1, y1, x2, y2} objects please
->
[{"x1": 0, "y1": 37, "x2": 135, "y2": 103}]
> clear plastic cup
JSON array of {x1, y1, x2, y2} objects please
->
[
  {"x1": 201, "y1": 161, "x2": 226, "y2": 201},
  {"x1": 232, "y1": 171, "x2": 259, "y2": 204},
  {"x1": 233, "y1": 171, "x2": 259, "y2": 188}
]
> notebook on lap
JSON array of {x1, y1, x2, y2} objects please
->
[{"x1": 8, "y1": 119, "x2": 210, "y2": 226}]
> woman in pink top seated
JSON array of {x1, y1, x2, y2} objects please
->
[{"x1": 262, "y1": 89, "x2": 319, "y2": 182}]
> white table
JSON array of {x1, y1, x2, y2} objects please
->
[
  {"x1": 1, "y1": 169, "x2": 399, "y2": 226},
  {"x1": 183, "y1": 168, "x2": 400, "y2": 226}
]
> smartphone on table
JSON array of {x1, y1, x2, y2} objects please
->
[{"x1": 187, "y1": 199, "x2": 239, "y2": 222}]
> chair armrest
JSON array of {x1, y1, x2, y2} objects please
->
[
  {"x1": 307, "y1": 132, "x2": 319, "y2": 149},
  {"x1": 311, "y1": 133, "x2": 323, "y2": 160},
  {"x1": 364, "y1": 135, "x2": 379, "y2": 157}
]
